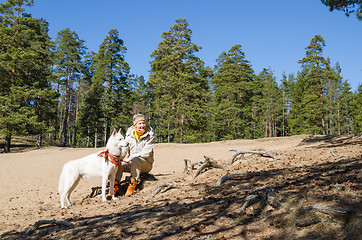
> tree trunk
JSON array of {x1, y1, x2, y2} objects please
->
[
  {"x1": 319, "y1": 88, "x2": 326, "y2": 135},
  {"x1": 37, "y1": 134, "x2": 42, "y2": 148},
  {"x1": 73, "y1": 90, "x2": 80, "y2": 146},
  {"x1": 66, "y1": 92, "x2": 72, "y2": 145},
  {"x1": 58, "y1": 103, "x2": 64, "y2": 143},
  {"x1": 62, "y1": 105, "x2": 68, "y2": 147},
  {"x1": 337, "y1": 102, "x2": 341, "y2": 135},
  {"x1": 87, "y1": 126, "x2": 90, "y2": 148},
  {"x1": 54, "y1": 100, "x2": 59, "y2": 142},
  {"x1": 94, "y1": 128, "x2": 98, "y2": 148},
  {"x1": 4, "y1": 135, "x2": 11, "y2": 153}
]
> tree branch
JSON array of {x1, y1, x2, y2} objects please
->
[
  {"x1": 24, "y1": 220, "x2": 73, "y2": 236},
  {"x1": 192, "y1": 155, "x2": 224, "y2": 179},
  {"x1": 150, "y1": 182, "x2": 178, "y2": 197},
  {"x1": 228, "y1": 149, "x2": 277, "y2": 165}
]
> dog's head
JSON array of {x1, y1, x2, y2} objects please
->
[{"x1": 107, "y1": 128, "x2": 128, "y2": 158}]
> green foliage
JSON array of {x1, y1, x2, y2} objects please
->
[
  {"x1": 211, "y1": 45, "x2": 255, "y2": 140},
  {"x1": 0, "y1": 11, "x2": 360, "y2": 149},
  {"x1": 289, "y1": 35, "x2": 329, "y2": 135},
  {"x1": 254, "y1": 68, "x2": 283, "y2": 138},
  {"x1": 148, "y1": 18, "x2": 212, "y2": 143},
  {"x1": 353, "y1": 84, "x2": 362, "y2": 133},
  {"x1": 53, "y1": 28, "x2": 86, "y2": 146},
  {"x1": 77, "y1": 29, "x2": 132, "y2": 146},
  {"x1": 321, "y1": 0, "x2": 362, "y2": 20},
  {"x1": 0, "y1": 0, "x2": 57, "y2": 152}
]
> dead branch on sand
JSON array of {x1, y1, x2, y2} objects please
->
[
  {"x1": 295, "y1": 217, "x2": 322, "y2": 227},
  {"x1": 304, "y1": 205, "x2": 350, "y2": 216},
  {"x1": 330, "y1": 150, "x2": 346, "y2": 159},
  {"x1": 190, "y1": 155, "x2": 224, "y2": 179},
  {"x1": 228, "y1": 149, "x2": 277, "y2": 165},
  {"x1": 24, "y1": 220, "x2": 73, "y2": 236},
  {"x1": 183, "y1": 158, "x2": 203, "y2": 173},
  {"x1": 238, "y1": 188, "x2": 281, "y2": 214},
  {"x1": 89, "y1": 186, "x2": 102, "y2": 198},
  {"x1": 215, "y1": 171, "x2": 270, "y2": 186},
  {"x1": 295, "y1": 205, "x2": 352, "y2": 227},
  {"x1": 150, "y1": 182, "x2": 178, "y2": 197}
]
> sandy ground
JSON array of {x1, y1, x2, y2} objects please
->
[{"x1": 0, "y1": 134, "x2": 361, "y2": 239}]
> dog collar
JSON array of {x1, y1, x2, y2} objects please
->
[{"x1": 98, "y1": 149, "x2": 120, "y2": 167}]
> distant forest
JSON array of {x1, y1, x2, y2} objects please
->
[{"x1": 1, "y1": 1, "x2": 361, "y2": 152}]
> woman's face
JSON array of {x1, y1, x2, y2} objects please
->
[{"x1": 135, "y1": 120, "x2": 146, "y2": 132}]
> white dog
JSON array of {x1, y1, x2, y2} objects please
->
[{"x1": 58, "y1": 128, "x2": 128, "y2": 208}]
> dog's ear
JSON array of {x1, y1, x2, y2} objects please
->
[
  {"x1": 112, "y1": 128, "x2": 117, "y2": 135},
  {"x1": 118, "y1": 128, "x2": 122, "y2": 134}
]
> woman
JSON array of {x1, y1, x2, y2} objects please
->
[{"x1": 115, "y1": 114, "x2": 155, "y2": 196}]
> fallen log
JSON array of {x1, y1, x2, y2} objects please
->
[
  {"x1": 150, "y1": 182, "x2": 178, "y2": 197},
  {"x1": 24, "y1": 220, "x2": 73, "y2": 236},
  {"x1": 228, "y1": 149, "x2": 277, "y2": 165}
]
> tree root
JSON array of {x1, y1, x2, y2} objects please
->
[
  {"x1": 150, "y1": 182, "x2": 178, "y2": 197},
  {"x1": 228, "y1": 149, "x2": 277, "y2": 165},
  {"x1": 24, "y1": 220, "x2": 73, "y2": 236}
]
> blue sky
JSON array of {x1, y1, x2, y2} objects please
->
[{"x1": 23, "y1": 0, "x2": 362, "y2": 91}]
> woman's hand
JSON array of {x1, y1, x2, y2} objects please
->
[{"x1": 122, "y1": 157, "x2": 131, "y2": 162}]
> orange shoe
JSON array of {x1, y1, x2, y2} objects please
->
[
  {"x1": 125, "y1": 177, "x2": 137, "y2": 196},
  {"x1": 113, "y1": 180, "x2": 119, "y2": 196},
  {"x1": 107, "y1": 180, "x2": 119, "y2": 197}
]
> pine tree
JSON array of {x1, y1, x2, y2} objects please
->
[
  {"x1": 88, "y1": 29, "x2": 131, "y2": 145},
  {"x1": 256, "y1": 68, "x2": 282, "y2": 138},
  {"x1": 353, "y1": 84, "x2": 362, "y2": 134},
  {"x1": 148, "y1": 18, "x2": 211, "y2": 143},
  {"x1": 280, "y1": 73, "x2": 294, "y2": 137},
  {"x1": 54, "y1": 28, "x2": 86, "y2": 146},
  {"x1": 339, "y1": 80, "x2": 354, "y2": 134},
  {"x1": 289, "y1": 35, "x2": 329, "y2": 135},
  {"x1": 0, "y1": 0, "x2": 57, "y2": 152},
  {"x1": 211, "y1": 45, "x2": 255, "y2": 140},
  {"x1": 129, "y1": 74, "x2": 148, "y2": 114},
  {"x1": 74, "y1": 51, "x2": 96, "y2": 147},
  {"x1": 77, "y1": 75, "x2": 103, "y2": 147}
]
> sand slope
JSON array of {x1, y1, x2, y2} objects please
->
[{"x1": 0, "y1": 135, "x2": 361, "y2": 239}]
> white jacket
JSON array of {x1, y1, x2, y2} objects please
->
[{"x1": 125, "y1": 126, "x2": 155, "y2": 164}]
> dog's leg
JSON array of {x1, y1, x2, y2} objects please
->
[
  {"x1": 101, "y1": 172, "x2": 109, "y2": 202},
  {"x1": 109, "y1": 172, "x2": 117, "y2": 200},
  {"x1": 59, "y1": 169, "x2": 66, "y2": 208},
  {"x1": 61, "y1": 168, "x2": 81, "y2": 208},
  {"x1": 66, "y1": 176, "x2": 81, "y2": 207}
]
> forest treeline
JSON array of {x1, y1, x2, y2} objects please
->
[{"x1": 1, "y1": 1, "x2": 361, "y2": 152}]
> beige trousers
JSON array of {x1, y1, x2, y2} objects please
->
[{"x1": 115, "y1": 157, "x2": 152, "y2": 182}]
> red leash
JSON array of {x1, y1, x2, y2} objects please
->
[{"x1": 98, "y1": 149, "x2": 120, "y2": 167}]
